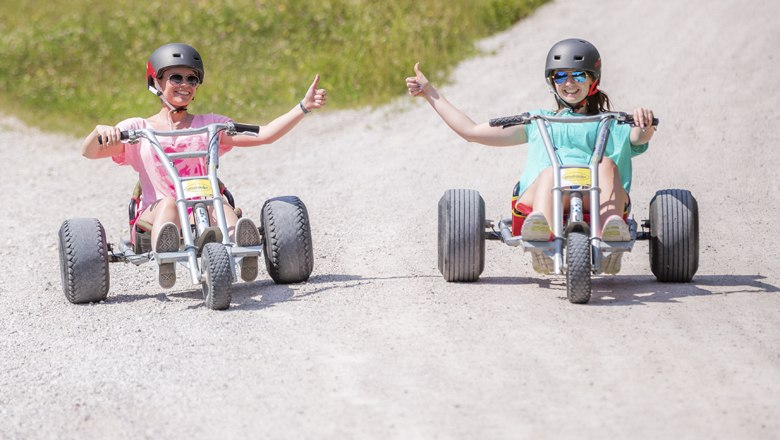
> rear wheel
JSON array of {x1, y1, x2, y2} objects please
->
[
  {"x1": 566, "y1": 231, "x2": 591, "y2": 304},
  {"x1": 261, "y1": 196, "x2": 314, "y2": 284},
  {"x1": 438, "y1": 189, "x2": 485, "y2": 282},
  {"x1": 201, "y1": 242, "x2": 232, "y2": 310},
  {"x1": 649, "y1": 189, "x2": 699, "y2": 282},
  {"x1": 58, "y1": 218, "x2": 110, "y2": 304}
]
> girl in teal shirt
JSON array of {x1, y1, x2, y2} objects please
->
[{"x1": 405, "y1": 38, "x2": 656, "y2": 274}]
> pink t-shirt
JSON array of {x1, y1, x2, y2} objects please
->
[{"x1": 113, "y1": 114, "x2": 234, "y2": 209}]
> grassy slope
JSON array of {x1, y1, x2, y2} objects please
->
[{"x1": 0, "y1": 0, "x2": 546, "y2": 134}]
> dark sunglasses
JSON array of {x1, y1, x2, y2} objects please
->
[
  {"x1": 167, "y1": 73, "x2": 200, "y2": 87},
  {"x1": 552, "y1": 71, "x2": 587, "y2": 85}
]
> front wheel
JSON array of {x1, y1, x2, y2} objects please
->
[
  {"x1": 261, "y1": 196, "x2": 314, "y2": 284},
  {"x1": 58, "y1": 218, "x2": 110, "y2": 304},
  {"x1": 566, "y1": 231, "x2": 591, "y2": 304},
  {"x1": 648, "y1": 189, "x2": 699, "y2": 282},
  {"x1": 438, "y1": 189, "x2": 485, "y2": 282},
  {"x1": 201, "y1": 242, "x2": 232, "y2": 310}
]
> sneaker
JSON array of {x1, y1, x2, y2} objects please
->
[
  {"x1": 602, "y1": 252, "x2": 624, "y2": 275},
  {"x1": 601, "y1": 215, "x2": 630, "y2": 274},
  {"x1": 235, "y1": 218, "x2": 261, "y2": 282},
  {"x1": 195, "y1": 226, "x2": 223, "y2": 256},
  {"x1": 155, "y1": 222, "x2": 180, "y2": 289},
  {"x1": 601, "y1": 215, "x2": 630, "y2": 242},
  {"x1": 521, "y1": 212, "x2": 554, "y2": 274}
]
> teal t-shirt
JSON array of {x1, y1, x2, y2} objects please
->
[{"x1": 518, "y1": 109, "x2": 649, "y2": 196}]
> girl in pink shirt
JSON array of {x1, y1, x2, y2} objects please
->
[{"x1": 81, "y1": 43, "x2": 327, "y2": 288}]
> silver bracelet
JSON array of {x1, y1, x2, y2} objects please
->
[{"x1": 299, "y1": 101, "x2": 310, "y2": 114}]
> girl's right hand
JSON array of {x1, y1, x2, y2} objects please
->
[
  {"x1": 406, "y1": 62, "x2": 430, "y2": 97},
  {"x1": 95, "y1": 125, "x2": 122, "y2": 145}
]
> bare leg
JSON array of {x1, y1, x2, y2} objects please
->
[
  {"x1": 517, "y1": 167, "x2": 555, "y2": 225},
  {"x1": 138, "y1": 196, "x2": 179, "y2": 251},
  {"x1": 594, "y1": 157, "x2": 628, "y2": 227},
  {"x1": 520, "y1": 161, "x2": 627, "y2": 232}
]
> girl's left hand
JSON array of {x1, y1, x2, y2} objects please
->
[
  {"x1": 301, "y1": 74, "x2": 328, "y2": 112},
  {"x1": 632, "y1": 107, "x2": 655, "y2": 130}
]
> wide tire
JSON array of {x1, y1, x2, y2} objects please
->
[
  {"x1": 649, "y1": 189, "x2": 699, "y2": 282},
  {"x1": 261, "y1": 196, "x2": 314, "y2": 284},
  {"x1": 201, "y1": 242, "x2": 232, "y2": 310},
  {"x1": 438, "y1": 189, "x2": 485, "y2": 282},
  {"x1": 566, "y1": 231, "x2": 592, "y2": 304},
  {"x1": 58, "y1": 218, "x2": 110, "y2": 304}
]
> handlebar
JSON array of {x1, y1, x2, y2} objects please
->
[
  {"x1": 97, "y1": 121, "x2": 260, "y2": 144},
  {"x1": 488, "y1": 113, "x2": 532, "y2": 128},
  {"x1": 488, "y1": 112, "x2": 659, "y2": 129},
  {"x1": 232, "y1": 123, "x2": 260, "y2": 135}
]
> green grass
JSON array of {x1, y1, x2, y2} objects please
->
[{"x1": 0, "y1": 0, "x2": 547, "y2": 134}]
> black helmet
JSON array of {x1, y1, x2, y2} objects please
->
[
  {"x1": 146, "y1": 43, "x2": 204, "y2": 91},
  {"x1": 544, "y1": 38, "x2": 601, "y2": 80}
]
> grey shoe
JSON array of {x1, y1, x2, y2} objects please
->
[
  {"x1": 155, "y1": 222, "x2": 180, "y2": 289},
  {"x1": 235, "y1": 218, "x2": 261, "y2": 282}
]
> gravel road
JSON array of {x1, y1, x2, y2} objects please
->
[{"x1": 2, "y1": 0, "x2": 779, "y2": 438}]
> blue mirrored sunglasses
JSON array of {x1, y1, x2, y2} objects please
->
[{"x1": 552, "y1": 71, "x2": 587, "y2": 85}]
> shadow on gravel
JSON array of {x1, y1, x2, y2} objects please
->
[
  {"x1": 588, "y1": 274, "x2": 779, "y2": 306},
  {"x1": 103, "y1": 273, "x2": 440, "y2": 310},
  {"x1": 475, "y1": 276, "x2": 555, "y2": 289},
  {"x1": 227, "y1": 273, "x2": 440, "y2": 310}
]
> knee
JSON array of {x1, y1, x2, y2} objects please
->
[
  {"x1": 599, "y1": 157, "x2": 619, "y2": 172},
  {"x1": 538, "y1": 167, "x2": 554, "y2": 179},
  {"x1": 155, "y1": 196, "x2": 178, "y2": 214},
  {"x1": 599, "y1": 157, "x2": 617, "y2": 170},
  {"x1": 534, "y1": 167, "x2": 554, "y2": 188},
  {"x1": 161, "y1": 196, "x2": 176, "y2": 205},
  {"x1": 598, "y1": 158, "x2": 621, "y2": 179}
]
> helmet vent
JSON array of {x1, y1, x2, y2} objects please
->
[
  {"x1": 574, "y1": 55, "x2": 583, "y2": 61},
  {"x1": 173, "y1": 53, "x2": 182, "y2": 58},
  {"x1": 554, "y1": 55, "x2": 561, "y2": 60}
]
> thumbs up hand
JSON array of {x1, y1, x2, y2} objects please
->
[
  {"x1": 405, "y1": 62, "x2": 430, "y2": 97},
  {"x1": 301, "y1": 74, "x2": 328, "y2": 112}
]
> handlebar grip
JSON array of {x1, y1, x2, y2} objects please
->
[
  {"x1": 232, "y1": 123, "x2": 260, "y2": 134},
  {"x1": 97, "y1": 131, "x2": 130, "y2": 145},
  {"x1": 623, "y1": 115, "x2": 659, "y2": 127},
  {"x1": 489, "y1": 113, "x2": 531, "y2": 128}
]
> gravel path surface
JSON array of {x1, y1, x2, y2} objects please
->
[{"x1": 2, "y1": 0, "x2": 779, "y2": 438}]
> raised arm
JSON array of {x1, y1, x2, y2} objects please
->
[
  {"x1": 225, "y1": 74, "x2": 328, "y2": 147},
  {"x1": 406, "y1": 63, "x2": 526, "y2": 147}
]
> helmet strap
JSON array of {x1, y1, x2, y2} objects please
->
[
  {"x1": 549, "y1": 87, "x2": 587, "y2": 112},
  {"x1": 547, "y1": 78, "x2": 594, "y2": 112},
  {"x1": 587, "y1": 78, "x2": 600, "y2": 97},
  {"x1": 150, "y1": 78, "x2": 188, "y2": 114}
]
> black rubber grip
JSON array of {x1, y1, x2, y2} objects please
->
[
  {"x1": 233, "y1": 123, "x2": 260, "y2": 134},
  {"x1": 623, "y1": 115, "x2": 659, "y2": 127},
  {"x1": 489, "y1": 113, "x2": 531, "y2": 128},
  {"x1": 97, "y1": 131, "x2": 130, "y2": 145}
]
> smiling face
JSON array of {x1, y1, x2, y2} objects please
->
[
  {"x1": 159, "y1": 66, "x2": 199, "y2": 108},
  {"x1": 552, "y1": 70, "x2": 593, "y2": 106}
]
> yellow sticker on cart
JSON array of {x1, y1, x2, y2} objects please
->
[
  {"x1": 561, "y1": 168, "x2": 591, "y2": 188},
  {"x1": 183, "y1": 179, "x2": 213, "y2": 198}
]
